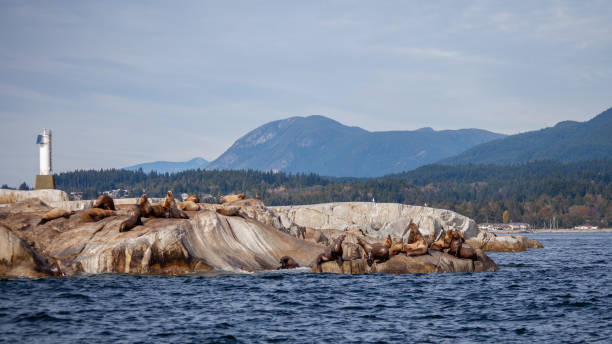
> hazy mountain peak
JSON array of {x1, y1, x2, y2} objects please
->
[{"x1": 207, "y1": 116, "x2": 505, "y2": 177}]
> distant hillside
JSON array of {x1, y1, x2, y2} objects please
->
[
  {"x1": 124, "y1": 157, "x2": 209, "y2": 174},
  {"x1": 206, "y1": 115, "x2": 505, "y2": 177},
  {"x1": 442, "y1": 108, "x2": 612, "y2": 165}
]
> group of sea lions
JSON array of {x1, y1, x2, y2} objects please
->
[
  {"x1": 37, "y1": 191, "x2": 199, "y2": 233},
  {"x1": 354, "y1": 222, "x2": 429, "y2": 267},
  {"x1": 284, "y1": 221, "x2": 480, "y2": 271}
]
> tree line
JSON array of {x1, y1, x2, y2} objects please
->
[{"x1": 47, "y1": 160, "x2": 612, "y2": 228}]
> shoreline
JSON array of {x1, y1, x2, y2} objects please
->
[{"x1": 493, "y1": 228, "x2": 612, "y2": 234}]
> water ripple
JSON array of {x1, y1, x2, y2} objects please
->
[{"x1": 1, "y1": 233, "x2": 611, "y2": 343}]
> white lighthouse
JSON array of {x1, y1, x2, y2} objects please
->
[{"x1": 35, "y1": 128, "x2": 55, "y2": 189}]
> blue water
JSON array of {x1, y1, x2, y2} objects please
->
[{"x1": 1, "y1": 233, "x2": 611, "y2": 343}]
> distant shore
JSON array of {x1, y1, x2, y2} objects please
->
[{"x1": 493, "y1": 228, "x2": 612, "y2": 234}]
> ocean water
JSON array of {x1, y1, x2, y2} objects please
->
[{"x1": 1, "y1": 233, "x2": 611, "y2": 343}]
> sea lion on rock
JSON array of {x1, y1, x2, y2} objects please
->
[
  {"x1": 315, "y1": 234, "x2": 346, "y2": 272},
  {"x1": 216, "y1": 205, "x2": 241, "y2": 217},
  {"x1": 219, "y1": 193, "x2": 245, "y2": 205},
  {"x1": 357, "y1": 237, "x2": 389, "y2": 267},
  {"x1": 402, "y1": 222, "x2": 428, "y2": 256},
  {"x1": 179, "y1": 201, "x2": 200, "y2": 211},
  {"x1": 429, "y1": 228, "x2": 452, "y2": 251},
  {"x1": 138, "y1": 194, "x2": 153, "y2": 217},
  {"x1": 384, "y1": 235, "x2": 393, "y2": 248},
  {"x1": 447, "y1": 230, "x2": 477, "y2": 260},
  {"x1": 163, "y1": 191, "x2": 189, "y2": 219},
  {"x1": 93, "y1": 195, "x2": 115, "y2": 211},
  {"x1": 139, "y1": 194, "x2": 168, "y2": 218},
  {"x1": 119, "y1": 206, "x2": 142, "y2": 232},
  {"x1": 277, "y1": 256, "x2": 300, "y2": 269},
  {"x1": 38, "y1": 208, "x2": 75, "y2": 225},
  {"x1": 162, "y1": 191, "x2": 177, "y2": 209},
  {"x1": 185, "y1": 195, "x2": 200, "y2": 203},
  {"x1": 389, "y1": 238, "x2": 404, "y2": 256},
  {"x1": 80, "y1": 208, "x2": 115, "y2": 223}
]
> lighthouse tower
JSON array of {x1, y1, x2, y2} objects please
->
[{"x1": 35, "y1": 128, "x2": 55, "y2": 189}]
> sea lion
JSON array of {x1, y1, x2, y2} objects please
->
[
  {"x1": 216, "y1": 206, "x2": 241, "y2": 217},
  {"x1": 179, "y1": 201, "x2": 200, "y2": 211},
  {"x1": 389, "y1": 237, "x2": 404, "y2": 256},
  {"x1": 384, "y1": 234, "x2": 393, "y2": 248},
  {"x1": 38, "y1": 208, "x2": 75, "y2": 225},
  {"x1": 93, "y1": 195, "x2": 115, "y2": 211},
  {"x1": 447, "y1": 230, "x2": 477, "y2": 260},
  {"x1": 357, "y1": 237, "x2": 389, "y2": 267},
  {"x1": 162, "y1": 191, "x2": 177, "y2": 209},
  {"x1": 167, "y1": 206, "x2": 189, "y2": 219},
  {"x1": 185, "y1": 195, "x2": 200, "y2": 203},
  {"x1": 151, "y1": 204, "x2": 168, "y2": 218},
  {"x1": 277, "y1": 256, "x2": 300, "y2": 269},
  {"x1": 402, "y1": 222, "x2": 428, "y2": 256},
  {"x1": 80, "y1": 208, "x2": 115, "y2": 223},
  {"x1": 315, "y1": 234, "x2": 346, "y2": 272},
  {"x1": 219, "y1": 193, "x2": 245, "y2": 205},
  {"x1": 119, "y1": 206, "x2": 142, "y2": 232},
  {"x1": 138, "y1": 194, "x2": 153, "y2": 217},
  {"x1": 138, "y1": 194, "x2": 169, "y2": 218},
  {"x1": 429, "y1": 228, "x2": 452, "y2": 251},
  {"x1": 163, "y1": 191, "x2": 189, "y2": 219}
]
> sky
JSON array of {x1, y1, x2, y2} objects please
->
[{"x1": 1, "y1": 1, "x2": 611, "y2": 186}]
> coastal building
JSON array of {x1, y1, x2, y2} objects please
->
[
  {"x1": 574, "y1": 225, "x2": 599, "y2": 230},
  {"x1": 102, "y1": 189, "x2": 129, "y2": 199},
  {"x1": 478, "y1": 223, "x2": 531, "y2": 231}
]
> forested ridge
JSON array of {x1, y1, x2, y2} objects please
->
[{"x1": 51, "y1": 160, "x2": 612, "y2": 228}]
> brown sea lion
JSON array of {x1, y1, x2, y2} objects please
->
[
  {"x1": 384, "y1": 235, "x2": 393, "y2": 248},
  {"x1": 429, "y1": 228, "x2": 452, "y2": 251},
  {"x1": 167, "y1": 206, "x2": 189, "y2": 219},
  {"x1": 38, "y1": 208, "x2": 75, "y2": 225},
  {"x1": 119, "y1": 206, "x2": 142, "y2": 232},
  {"x1": 160, "y1": 191, "x2": 188, "y2": 219},
  {"x1": 219, "y1": 193, "x2": 245, "y2": 205},
  {"x1": 446, "y1": 230, "x2": 477, "y2": 260},
  {"x1": 185, "y1": 195, "x2": 200, "y2": 203},
  {"x1": 81, "y1": 208, "x2": 115, "y2": 222},
  {"x1": 138, "y1": 194, "x2": 153, "y2": 217},
  {"x1": 277, "y1": 256, "x2": 300, "y2": 269},
  {"x1": 389, "y1": 238, "x2": 404, "y2": 256},
  {"x1": 315, "y1": 234, "x2": 346, "y2": 272},
  {"x1": 179, "y1": 201, "x2": 200, "y2": 211},
  {"x1": 357, "y1": 237, "x2": 389, "y2": 267},
  {"x1": 402, "y1": 222, "x2": 428, "y2": 256},
  {"x1": 162, "y1": 191, "x2": 177, "y2": 209},
  {"x1": 216, "y1": 206, "x2": 240, "y2": 217},
  {"x1": 150, "y1": 204, "x2": 168, "y2": 218},
  {"x1": 93, "y1": 195, "x2": 115, "y2": 210}
]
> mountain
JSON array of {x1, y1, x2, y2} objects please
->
[
  {"x1": 124, "y1": 157, "x2": 209, "y2": 174},
  {"x1": 206, "y1": 115, "x2": 505, "y2": 177},
  {"x1": 442, "y1": 108, "x2": 612, "y2": 165}
]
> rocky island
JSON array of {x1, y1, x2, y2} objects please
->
[{"x1": 0, "y1": 190, "x2": 542, "y2": 278}]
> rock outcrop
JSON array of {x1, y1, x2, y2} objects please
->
[
  {"x1": 466, "y1": 231, "x2": 544, "y2": 252},
  {"x1": 270, "y1": 202, "x2": 542, "y2": 251},
  {"x1": 0, "y1": 224, "x2": 56, "y2": 278},
  {"x1": 0, "y1": 198, "x2": 324, "y2": 277},
  {"x1": 0, "y1": 198, "x2": 529, "y2": 278}
]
